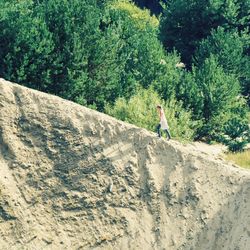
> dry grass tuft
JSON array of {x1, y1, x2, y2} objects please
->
[{"x1": 225, "y1": 150, "x2": 250, "y2": 169}]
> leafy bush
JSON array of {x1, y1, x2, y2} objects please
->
[
  {"x1": 220, "y1": 118, "x2": 250, "y2": 152},
  {"x1": 109, "y1": 0, "x2": 159, "y2": 28},
  {"x1": 105, "y1": 88, "x2": 196, "y2": 141}
]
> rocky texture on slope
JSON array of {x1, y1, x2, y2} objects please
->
[{"x1": 0, "y1": 78, "x2": 249, "y2": 250}]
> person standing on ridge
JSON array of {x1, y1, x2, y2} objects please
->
[{"x1": 156, "y1": 105, "x2": 171, "y2": 140}]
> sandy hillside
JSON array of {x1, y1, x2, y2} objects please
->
[{"x1": 0, "y1": 78, "x2": 249, "y2": 250}]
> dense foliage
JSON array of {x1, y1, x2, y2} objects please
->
[
  {"x1": 160, "y1": 0, "x2": 250, "y2": 65},
  {"x1": 160, "y1": 0, "x2": 250, "y2": 101},
  {"x1": 0, "y1": 0, "x2": 249, "y2": 150}
]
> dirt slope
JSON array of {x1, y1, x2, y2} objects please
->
[{"x1": 0, "y1": 78, "x2": 249, "y2": 250}]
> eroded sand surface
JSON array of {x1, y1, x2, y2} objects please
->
[{"x1": 0, "y1": 78, "x2": 249, "y2": 250}]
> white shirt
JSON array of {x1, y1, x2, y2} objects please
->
[{"x1": 160, "y1": 109, "x2": 169, "y2": 129}]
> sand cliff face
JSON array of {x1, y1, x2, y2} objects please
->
[{"x1": 0, "y1": 78, "x2": 249, "y2": 250}]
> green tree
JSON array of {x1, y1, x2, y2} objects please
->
[
  {"x1": 174, "y1": 70, "x2": 203, "y2": 119},
  {"x1": 71, "y1": 23, "x2": 127, "y2": 110},
  {"x1": 0, "y1": 0, "x2": 56, "y2": 91},
  {"x1": 194, "y1": 27, "x2": 250, "y2": 102},
  {"x1": 106, "y1": 0, "x2": 182, "y2": 100},
  {"x1": 193, "y1": 56, "x2": 242, "y2": 139},
  {"x1": 0, "y1": 0, "x2": 102, "y2": 94},
  {"x1": 36, "y1": 0, "x2": 112, "y2": 104},
  {"x1": 160, "y1": 0, "x2": 250, "y2": 67},
  {"x1": 0, "y1": 0, "x2": 125, "y2": 110}
]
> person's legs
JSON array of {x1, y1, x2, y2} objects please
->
[
  {"x1": 164, "y1": 128, "x2": 171, "y2": 140},
  {"x1": 156, "y1": 124, "x2": 161, "y2": 137}
]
